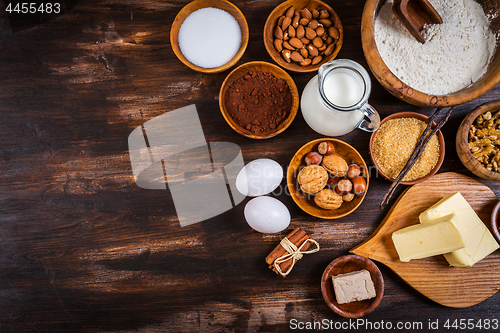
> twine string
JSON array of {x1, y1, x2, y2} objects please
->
[{"x1": 274, "y1": 237, "x2": 320, "y2": 276}]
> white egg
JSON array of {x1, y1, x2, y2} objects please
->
[
  {"x1": 244, "y1": 196, "x2": 290, "y2": 233},
  {"x1": 236, "y1": 158, "x2": 283, "y2": 197}
]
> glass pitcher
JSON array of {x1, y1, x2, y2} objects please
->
[{"x1": 301, "y1": 59, "x2": 380, "y2": 136}]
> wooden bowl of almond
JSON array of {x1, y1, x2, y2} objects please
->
[
  {"x1": 264, "y1": 0, "x2": 343, "y2": 72},
  {"x1": 287, "y1": 138, "x2": 369, "y2": 219}
]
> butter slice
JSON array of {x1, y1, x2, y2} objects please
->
[
  {"x1": 392, "y1": 214, "x2": 465, "y2": 262},
  {"x1": 419, "y1": 192, "x2": 499, "y2": 267},
  {"x1": 332, "y1": 269, "x2": 376, "y2": 304}
]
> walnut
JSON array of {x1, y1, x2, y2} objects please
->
[
  {"x1": 314, "y1": 188, "x2": 343, "y2": 209},
  {"x1": 469, "y1": 110, "x2": 500, "y2": 172},
  {"x1": 297, "y1": 165, "x2": 328, "y2": 195},
  {"x1": 321, "y1": 154, "x2": 348, "y2": 176}
]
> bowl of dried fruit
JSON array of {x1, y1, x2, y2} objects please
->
[
  {"x1": 263, "y1": 0, "x2": 343, "y2": 73},
  {"x1": 287, "y1": 138, "x2": 369, "y2": 219},
  {"x1": 456, "y1": 100, "x2": 500, "y2": 181},
  {"x1": 369, "y1": 112, "x2": 445, "y2": 185}
]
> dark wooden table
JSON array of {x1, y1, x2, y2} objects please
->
[{"x1": 1, "y1": 1, "x2": 500, "y2": 332}]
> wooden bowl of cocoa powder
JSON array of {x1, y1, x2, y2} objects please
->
[
  {"x1": 264, "y1": 0, "x2": 343, "y2": 73},
  {"x1": 219, "y1": 61, "x2": 299, "y2": 139},
  {"x1": 362, "y1": 0, "x2": 500, "y2": 107}
]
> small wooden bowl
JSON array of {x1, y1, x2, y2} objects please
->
[
  {"x1": 219, "y1": 61, "x2": 299, "y2": 139},
  {"x1": 369, "y1": 112, "x2": 445, "y2": 185},
  {"x1": 170, "y1": 0, "x2": 249, "y2": 73},
  {"x1": 490, "y1": 201, "x2": 500, "y2": 244},
  {"x1": 362, "y1": 0, "x2": 500, "y2": 107},
  {"x1": 321, "y1": 254, "x2": 384, "y2": 318},
  {"x1": 456, "y1": 100, "x2": 500, "y2": 180},
  {"x1": 263, "y1": 0, "x2": 343, "y2": 73},
  {"x1": 287, "y1": 138, "x2": 368, "y2": 219}
]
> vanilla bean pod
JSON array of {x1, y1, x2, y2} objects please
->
[{"x1": 380, "y1": 107, "x2": 455, "y2": 208}]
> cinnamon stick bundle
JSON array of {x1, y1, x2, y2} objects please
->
[{"x1": 265, "y1": 227, "x2": 313, "y2": 277}]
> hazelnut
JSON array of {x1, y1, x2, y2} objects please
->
[
  {"x1": 351, "y1": 176, "x2": 367, "y2": 195},
  {"x1": 318, "y1": 141, "x2": 335, "y2": 155},
  {"x1": 347, "y1": 164, "x2": 361, "y2": 178},
  {"x1": 342, "y1": 192, "x2": 355, "y2": 202},
  {"x1": 335, "y1": 179, "x2": 353, "y2": 195},
  {"x1": 327, "y1": 176, "x2": 341, "y2": 188},
  {"x1": 305, "y1": 151, "x2": 323, "y2": 165},
  {"x1": 314, "y1": 189, "x2": 343, "y2": 210}
]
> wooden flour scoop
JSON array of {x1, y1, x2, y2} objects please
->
[{"x1": 393, "y1": 0, "x2": 443, "y2": 43}]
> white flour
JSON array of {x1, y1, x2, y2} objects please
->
[{"x1": 374, "y1": 0, "x2": 497, "y2": 95}]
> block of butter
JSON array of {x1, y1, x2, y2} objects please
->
[
  {"x1": 332, "y1": 269, "x2": 376, "y2": 304},
  {"x1": 419, "y1": 192, "x2": 499, "y2": 267},
  {"x1": 392, "y1": 214, "x2": 465, "y2": 262}
]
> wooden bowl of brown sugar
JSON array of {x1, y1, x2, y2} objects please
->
[
  {"x1": 369, "y1": 112, "x2": 445, "y2": 185},
  {"x1": 362, "y1": 0, "x2": 500, "y2": 107},
  {"x1": 219, "y1": 61, "x2": 299, "y2": 139}
]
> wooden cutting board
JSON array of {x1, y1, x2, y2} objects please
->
[{"x1": 351, "y1": 172, "x2": 500, "y2": 308}]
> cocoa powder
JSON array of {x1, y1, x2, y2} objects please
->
[{"x1": 225, "y1": 71, "x2": 292, "y2": 134}]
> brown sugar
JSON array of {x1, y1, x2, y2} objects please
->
[{"x1": 372, "y1": 118, "x2": 440, "y2": 181}]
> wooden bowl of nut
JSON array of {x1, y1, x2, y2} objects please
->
[
  {"x1": 321, "y1": 255, "x2": 384, "y2": 318},
  {"x1": 362, "y1": 0, "x2": 500, "y2": 107},
  {"x1": 369, "y1": 112, "x2": 445, "y2": 185},
  {"x1": 287, "y1": 138, "x2": 368, "y2": 219},
  {"x1": 263, "y1": 0, "x2": 343, "y2": 73},
  {"x1": 219, "y1": 61, "x2": 299, "y2": 139},
  {"x1": 456, "y1": 100, "x2": 500, "y2": 181},
  {"x1": 490, "y1": 201, "x2": 500, "y2": 244},
  {"x1": 170, "y1": 0, "x2": 249, "y2": 73}
]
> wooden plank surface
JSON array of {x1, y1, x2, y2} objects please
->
[{"x1": 1, "y1": 1, "x2": 500, "y2": 332}]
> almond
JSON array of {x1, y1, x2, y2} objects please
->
[
  {"x1": 319, "y1": 10, "x2": 329, "y2": 19},
  {"x1": 292, "y1": 14, "x2": 300, "y2": 28},
  {"x1": 278, "y1": 15, "x2": 285, "y2": 27},
  {"x1": 274, "y1": 39, "x2": 283, "y2": 52},
  {"x1": 324, "y1": 43, "x2": 335, "y2": 56},
  {"x1": 300, "y1": 47, "x2": 308, "y2": 58},
  {"x1": 312, "y1": 55, "x2": 323, "y2": 65},
  {"x1": 308, "y1": 20, "x2": 319, "y2": 30},
  {"x1": 312, "y1": 9, "x2": 319, "y2": 19},
  {"x1": 307, "y1": 44, "x2": 319, "y2": 57},
  {"x1": 318, "y1": 44, "x2": 327, "y2": 52},
  {"x1": 282, "y1": 16, "x2": 292, "y2": 31},
  {"x1": 296, "y1": 25, "x2": 305, "y2": 39},
  {"x1": 326, "y1": 36, "x2": 333, "y2": 45},
  {"x1": 319, "y1": 19, "x2": 333, "y2": 28},
  {"x1": 300, "y1": 58, "x2": 312, "y2": 66},
  {"x1": 282, "y1": 49, "x2": 292, "y2": 63},
  {"x1": 274, "y1": 26, "x2": 283, "y2": 39},
  {"x1": 302, "y1": 8, "x2": 312, "y2": 20},
  {"x1": 328, "y1": 26, "x2": 339, "y2": 39},
  {"x1": 283, "y1": 30, "x2": 289, "y2": 40},
  {"x1": 316, "y1": 26, "x2": 325, "y2": 37},
  {"x1": 305, "y1": 27, "x2": 317, "y2": 40},
  {"x1": 289, "y1": 37, "x2": 303, "y2": 49},
  {"x1": 312, "y1": 36, "x2": 323, "y2": 48},
  {"x1": 282, "y1": 41, "x2": 295, "y2": 50},
  {"x1": 290, "y1": 51, "x2": 304, "y2": 63},
  {"x1": 300, "y1": 37, "x2": 310, "y2": 45},
  {"x1": 299, "y1": 17, "x2": 310, "y2": 26},
  {"x1": 288, "y1": 25, "x2": 296, "y2": 38},
  {"x1": 285, "y1": 6, "x2": 295, "y2": 18}
]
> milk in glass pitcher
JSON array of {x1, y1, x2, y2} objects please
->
[{"x1": 301, "y1": 59, "x2": 380, "y2": 136}]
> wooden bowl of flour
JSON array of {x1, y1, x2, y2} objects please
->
[{"x1": 362, "y1": 0, "x2": 500, "y2": 107}]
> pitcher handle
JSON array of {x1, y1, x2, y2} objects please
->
[{"x1": 357, "y1": 103, "x2": 380, "y2": 132}]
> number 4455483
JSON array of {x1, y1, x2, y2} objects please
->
[
  {"x1": 444, "y1": 319, "x2": 499, "y2": 330},
  {"x1": 5, "y1": 3, "x2": 61, "y2": 14}
]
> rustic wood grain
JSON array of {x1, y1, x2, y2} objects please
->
[{"x1": 1, "y1": 0, "x2": 500, "y2": 332}]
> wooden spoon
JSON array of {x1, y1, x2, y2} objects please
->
[{"x1": 392, "y1": 0, "x2": 443, "y2": 43}]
